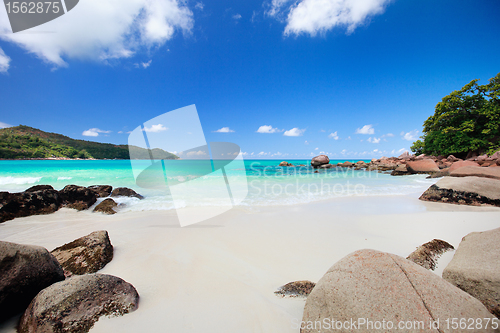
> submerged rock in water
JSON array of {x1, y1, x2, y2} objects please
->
[
  {"x1": 110, "y1": 187, "x2": 144, "y2": 199},
  {"x1": 274, "y1": 280, "x2": 316, "y2": 298},
  {"x1": 0, "y1": 241, "x2": 64, "y2": 323},
  {"x1": 51, "y1": 230, "x2": 114, "y2": 277},
  {"x1": 18, "y1": 274, "x2": 139, "y2": 333},
  {"x1": 406, "y1": 239, "x2": 454, "y2": 270},
  {"x1": 93, "y1": 198, "x2": 118, "y2": 215}
]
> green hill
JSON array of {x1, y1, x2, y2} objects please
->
[{"x1": 0, "y1": 125, "x2": 178, "y2": 160}]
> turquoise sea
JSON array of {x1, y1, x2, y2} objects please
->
[{"x1": 0, "y1": 159, "x2": 436, "y2": 211}]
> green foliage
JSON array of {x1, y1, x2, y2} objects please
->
[
  {"x1": 0, "y1": 126, "x2": 178, "y2": 160},
  {"x1": 415, "y1": 73, "x2": 500, "y2": 157}
]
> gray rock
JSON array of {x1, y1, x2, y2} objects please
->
[
  {"x1": 0, "y1": 242, "x2": 64, "y2": 323},
  {"x1": 443, "y1": 228, "x2": 500, "y2": 318},
  {"x1": 311, "y1": 155, "x2": 329, "y2": 167},
  {"x1": 93, "y1": 198, "x2": 118, "y2": 215},
  {"x1": 110, "y1": 187, "x2": 144, "y2": 199},
  {"x1": 406, "y1": 239, "x2": 454, "y2": 270},
  {"x1": 419, "y1": 176, "x2": 500, "y2": 207},
  {"x1": 302, "y1": 249, "x2": 496, "y2": 333},
  {"x1": 19, "y1": 274, "x2": 139, "y2": 333},
  {"x1": 51, "y1": 231, "x2": 113, "y2": 277}
]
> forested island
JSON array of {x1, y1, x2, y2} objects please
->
[{"x1": 0, "y1": 125, "x2": 178, "y2": 160}]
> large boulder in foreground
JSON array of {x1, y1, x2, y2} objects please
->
[
  {"x1": 0, "y1": 241, "x2": 64, "y2": 322},
  {"x1": 302, "y1": 249, "x2": 496, "y2": 333},
  {"x1": 443, "y1": 228, "x2": 500, "y2": 318},
  {"x1": 450, "y1": 165, "x2": 500, "y2": 180},
  {"x1": 87, "y1": 185, "x2": 113, "y2": 198},
  {"x1": 19, "y1": 274, "x2": 139, "y2": 333},
  {"x1": 51, "y1": 231, "x2": 113, "y2": 277},
  {"x1": 419, "y1": 176, "x2": 500, "y2": 207},
  {"x1": 93, "y1": 198, "x2": 118, "y2": 215},
  {"x1": 311, "y1": 155, "x2": 329, "y2": 168},
  {"x1": 0, "y1": 187, "x2": 62, "y2": 223},
  {"x1": 59, "y1": 185, "x2": 98, "y2": 211},
  {"x1": 110, "y1": 187, "x2": 144, "y2": 199},
  {"x1": 406, "y1": 159, "x2": 440, "y2": 174}
]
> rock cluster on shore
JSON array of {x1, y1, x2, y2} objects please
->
[
  {"x1": 0, "y1": 185, "x2": 144, "y2": 223},
  {"x1": 0, "y1": 231, "x2": 139, "y2": 331}
]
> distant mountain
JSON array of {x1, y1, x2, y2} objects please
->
[{"x1": 0, "y1": 125, "x2": 178, "y2": 160}]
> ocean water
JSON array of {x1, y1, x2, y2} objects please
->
[{"x1": 0, "y1": 159, "x2": 437, "y2": 212}]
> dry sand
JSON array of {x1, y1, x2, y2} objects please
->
[{"x1": 1, "y1": 193, "x2": 499, "y2": 332}]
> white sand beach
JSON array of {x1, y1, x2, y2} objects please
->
[{"x1": 1, "y1": 193, "x2": 500, "y2": 333}]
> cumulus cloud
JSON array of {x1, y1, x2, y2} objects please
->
[
  {"x1": 186, "y1": 150, "x2": 207, "y2": 156},
  {"x1": 195, "y1": 2, "x2": 204, "y2": 10},
  {"x1": 328, "y1": 131, "x2": 339, "y2": 140},
  {"x1": 82, "y1": 128, "x2": 112, "y2": 137},
  {"x1": 143, "y1": 124, "x2": 168, "y2": 132},
  {"x1": 266, "y1": 0, "x2": 392, "y2": 36},
  {"x1": 233, "y1": 14, "x2": 242, "y2": 20},
  {"x1": 256, "y1": 125, "x2": 281, "y2": 133},
  {"x1": 0, "y1": 0, "x2": 193, "y2": 67},
  {"x1": 283, "y1": 127, "x2": 305, "y2": 136},
  {"x1": 214, "y1": 127, "x2": 235, "y2": 133},
  {"x1": 401, "y1": 130, "x2": 419, "y2": 141},
  {"x1": 367, "y1": 137, "x2": 380, "y2": 143},
  {"x1": 355, "y1": 124, "x2": 374, "y2": 135},
  {"x1": 0, "y1": 121, "x2": 13, "y2": 128},
  {"x1": 0, "y1": 48, "x2": 10, "y2": 73}
]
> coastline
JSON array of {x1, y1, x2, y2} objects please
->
[{"x1": 1, "y1": 194, "x2": 499, "y2": 332}]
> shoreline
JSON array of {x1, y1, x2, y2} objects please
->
[{"x1": 1, "y1": 194, "x2": 500, "y2": 332}]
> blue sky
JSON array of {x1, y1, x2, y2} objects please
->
[{"x1": 0, "y1": 0, "x2": 499, "y2": 159}]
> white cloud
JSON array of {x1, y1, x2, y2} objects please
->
[
  {"x1": 284, "y1": 128, "x2": 305, "y2": 136},
  {"x1": 328, "y1": 131, "x2": 339, "y2": 140},
  {"x1": 233, "y1": 14, "x2": 242, "y2": 20},
  {"x1": 186, "y1": 150, "x2": 207, "y2": 156},
  {"x1": 214, "y1": 127, "x2": 235, "y2": 133},
  {"x1": 315, "y1": 147, "x2": 318, "y2": 150},
  {"x1": 385, "y1": 133, "x2": 394, "y2": 137},
  {"x1": 0, "y1": 0, "x2": 193, "y2": 67},
  {"x1": 195, "y1": 2, "x2": 204, "y2": 10},
  {"x1": 0, "y1": 121, "x2": 12, "y2": 128},
  {"x1": 355, "y1": 124, "x2": 374, "y2": 135},
  {"x1": 143, "y1": 124, "x2": 168, "y2": 132},
  {"x1": 267, "y1": 0, "x2": 392, "y2": 36},
  {"x1": 82, "y1": 128, "x2": 111, "y2": 137},
  {"x1": 304, "y1": 140, "x2": 309, "y2": 145},
  {"x1": 401, "y1": 130, "x2": 419, "y2": 141},
  {"x1": 0, "y1": 48, "x2": 10, "y2": 73},
  {"x1": 256, "y1": 125, "x2": 281, "y2": 133},
  {"x1": 142, "y1": 60, "x2": 152, "y2": 68},
  {"x1": 367, "y1": 137, "x2": 381, "y2": 143}
]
